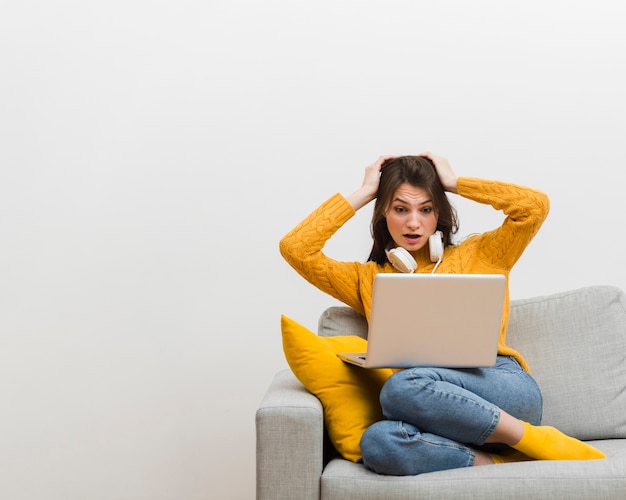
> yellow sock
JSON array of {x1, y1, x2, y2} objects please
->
[
  {"x1": 488, "y1": 449, "x2": 533, "y2": 464},
  {"x1": 512, "y1": 422, "x2": 606, "y2": 460}
]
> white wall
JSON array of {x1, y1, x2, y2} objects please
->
[{"x1": 1, "y1": 1, "x2": 624, "y2": 498}]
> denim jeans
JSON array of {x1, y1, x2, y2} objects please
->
[{"x1": 360, "y1": 356, "x2": 543, "y2": 475}]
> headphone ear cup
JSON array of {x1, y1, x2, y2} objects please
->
[
  {"x1": 429, "y1": 231, "x2": 444, "y2": 263},
  {"x1": 386, "y1": 247, "x2": 417, "y2": 273}
]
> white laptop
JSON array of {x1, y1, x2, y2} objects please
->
[{"x1": 337, "y1": 273, "x2": 506, "y2": 369}]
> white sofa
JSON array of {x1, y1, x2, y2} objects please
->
[{"x1": 256, "y1": 286, "x2": 626, "y2": 499}]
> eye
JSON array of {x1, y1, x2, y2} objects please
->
[
  {"x1": 394, "y1": 206, "x2": 407, "y2": 213},
  {"x1": 421, "y1": 206, "x2": 433, "y2": 214}
]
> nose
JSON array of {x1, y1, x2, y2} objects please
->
[{"x1": 406, "y1": 211, "x2": 421, "y2": 230}]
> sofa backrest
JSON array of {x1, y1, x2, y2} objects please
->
[
  {"x1": 318, "y1": 285, "x2": 626, "y2": 440},
  {"x1": 506, "y1": 285, "x2": 626, "y2": 440}
]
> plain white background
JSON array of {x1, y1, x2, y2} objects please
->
[{"x1": 1, "y1": 1, "x2": 625, "y2": 498}]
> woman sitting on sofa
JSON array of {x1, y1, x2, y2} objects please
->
[{"x1": 279, "y1": 153, "x2": 605, "y2": 475}]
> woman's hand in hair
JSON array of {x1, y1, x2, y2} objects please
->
[
  {"x1": 419, "y1": 152, "x2": 458, "y2": 194},
  {"x1": 346, "y1": 155, "x2": 395, "y2": 211}
]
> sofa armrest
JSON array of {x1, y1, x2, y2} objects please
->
[{"x1": 256, "y1": 369, "x2": 324, "y2": 500}]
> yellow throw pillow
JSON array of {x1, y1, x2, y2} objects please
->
[{"x1": 281, "y1": 315, "x2": 394, "y2": 462}]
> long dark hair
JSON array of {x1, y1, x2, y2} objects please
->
[{"x1": 367, "y1": 156, "x2": 459, "y2": 264}]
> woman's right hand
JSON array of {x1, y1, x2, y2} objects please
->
[
  {"x1": 346, "y1": 155, "x2": 396, "y2": 210},
  {"x1": 418, "y1": 152, "x2": 458, "y2": 194}
]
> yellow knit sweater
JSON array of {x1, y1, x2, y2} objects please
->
[{"x1": 279, "y1": 177, "x2": 549, "y2": 372}]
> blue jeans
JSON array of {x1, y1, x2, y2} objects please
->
[{"x1": 360, "y1": 356, "x2": 543, "y2": 475}]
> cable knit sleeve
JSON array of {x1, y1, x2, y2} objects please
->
[
  {"x1": 279, "y1": 193, "x2": 373, "y2": 314},
  {"x1": 456, "y1": 177, "x2": 550, "y2": 271}
]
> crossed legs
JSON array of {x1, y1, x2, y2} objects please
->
[{"x1": 360, "y1": 356, "x2": 604, "y2": 476}]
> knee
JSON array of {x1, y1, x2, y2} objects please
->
[
  {"x1": 361, "y1": 420, "x2": 473, "y2": 475},
  {"x1": 379, "y1": 372, "x2": 410, "y2": 412},
  {"x1": 360, "y1": 420, "x2": 405, "y2": 475},
  {"x1": 379, "y1": 370, "x2": 433, "y2": 417}
]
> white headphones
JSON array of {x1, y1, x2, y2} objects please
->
[{"x1": 385, "y1": 231, "x2": 444, "y2": 274}]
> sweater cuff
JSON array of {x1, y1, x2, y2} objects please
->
[
  {"x1": 456, "y1": 177, "x2": 482, "y2": 196},
  {"x1": 326, "y1": 193, "x2": 357, "y2": 222}
]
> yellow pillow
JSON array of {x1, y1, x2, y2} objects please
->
[{"x1": 281, "y1": 315, "x2": 393, "y2": 462}]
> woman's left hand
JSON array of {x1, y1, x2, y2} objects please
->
[{"x1": 419, "y1": 152, "x2": 458, "y2": 194}]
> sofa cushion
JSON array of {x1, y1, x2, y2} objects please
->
[
  {"x1": 506, "y1": 285, "x2": 626, "y2": 440},
  {"x1": 281, "y1": 315, "x2": 393, "y2": 462},
  {"x1": 320, "y1": 438, "x2": 626, "y2": 499}
]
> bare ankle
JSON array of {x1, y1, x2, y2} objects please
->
[
  {"x1": 485, "y1": 410, "x2": 524, "y2": 445},
  {"x1": 473, "y1": 450, "x2": 494, "y2": 466}
]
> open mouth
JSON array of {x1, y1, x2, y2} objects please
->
[{"x1": 404, "y1": 234, "x2": 421, "y2": 243}]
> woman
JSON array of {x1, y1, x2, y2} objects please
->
[{"x1": 279, "y1": 153, "x2": 605, "y2": 475}]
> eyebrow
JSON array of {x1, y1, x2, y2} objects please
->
[{"x1": 392, "y1": 196, "x2": 433, "y2": 206}]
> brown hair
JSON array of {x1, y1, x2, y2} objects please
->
[{"x1": 367, "y1": 156, "x2": 458, "y2": 264}]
